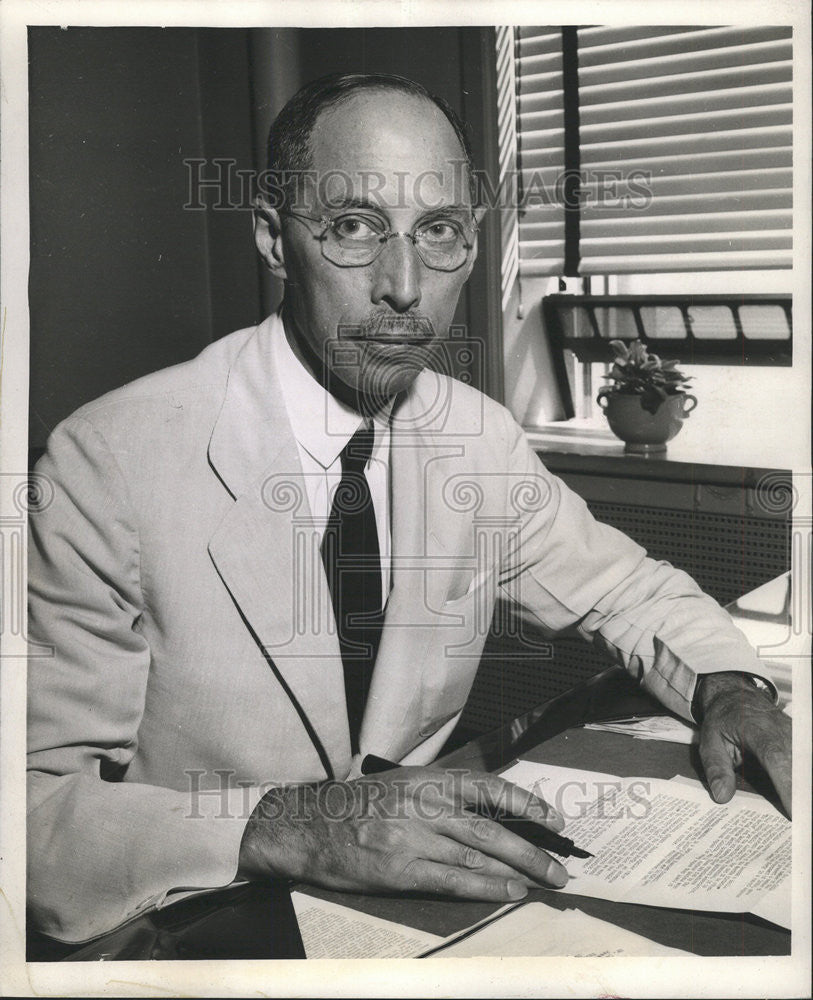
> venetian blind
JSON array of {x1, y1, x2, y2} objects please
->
[
  {"x1": 512, "y1": 25, "x2": 793, "y2": 277},
  {"x1": 513, "y1": 26, "x2": 566, "y2": 278}
]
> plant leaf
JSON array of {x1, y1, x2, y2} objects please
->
[
  {"x1": 602, "y1": 338, "x2": 689, "y2": 394},
  {"x1": 641, "y1": 385, "x2": 667, "y2": 414}
]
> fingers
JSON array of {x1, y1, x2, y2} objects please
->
[
  {"x1": 699, "y1": 725, "x2": 738, "y2": 804},
  {"x1": 435, "y1": 813, "x2": 569, "y2": 888},
  {"x1": 457, "y1": 771, "x2": 566, "y2": 832},
  {"x1": 269, "y1": 769, "x2": 574, "y2": 901},
  {"x1": 751, "y1": 714, "x2": 792, "y2": 818},
  {"x1": 699, "y1": 687, "x2": 793, "y2": 817},
  {"x1": 425, "y1": 834, "x2": 529, "y2": 883},
  {"x1": 396, "y1": 857, "x2": 529, "y2": 902},
  {"x1": 426, "y1": 770, "x2": 570, "y2": 887},
  {"x1": 761, "y1": 748, "x2": 792, "y2": 818}
]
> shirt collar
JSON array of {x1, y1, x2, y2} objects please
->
[{"x1": 273, "y1": 312, "x2": 394, "y2": 470}]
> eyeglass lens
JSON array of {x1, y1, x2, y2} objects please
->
[{"x1": 322, "y1": 223, "x2": 472, "y2": 271}]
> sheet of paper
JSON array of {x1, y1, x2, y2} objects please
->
[
  {"x1": 427, "y1": 901, "x2": 694, "y2": 958},
  {"x1": 290, "y1": 892, "x2": 443, "y2": 958},
  {"x1": 668, "y1": 774, "x2": 767, "y2": 804},
  {"x1": 583, "y1": 715, "x2": 698, "y2": 744},
  {"x1": 664, "y1": 772, "x2": 791, "y2": 925},
  {"x1": 501, "y1": 761, "x2": 791, "y2": 929}
]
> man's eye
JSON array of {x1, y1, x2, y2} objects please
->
[
  {"x1": 331, "y1": 216, "x2": 381, "y2": 240},
  {"x1": 419, "y1": 220, "x2": 460, "y2": 243}
]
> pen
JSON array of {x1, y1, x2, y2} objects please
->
[{"x1": 360, "y1": 754, "x2": 593, "y2": 860}]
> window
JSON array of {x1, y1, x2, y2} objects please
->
[
  {"x1": 497, "y1": 25, "x2": 796, "y2": 437},
  {"x1": 503, "y1": 25, "x2": 792, "y2": 277}
]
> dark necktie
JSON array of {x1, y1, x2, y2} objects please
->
[{"x1": 320, "y1": 423, "x2": 384, "y2": 754}]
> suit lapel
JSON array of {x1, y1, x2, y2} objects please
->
[{"x1": 207, "y1": 315, "x2": 350, "y2": 778}]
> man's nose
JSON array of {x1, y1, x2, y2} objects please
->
[{"x1": 370, "y1": 234, "x2": 423, "y2": 313}]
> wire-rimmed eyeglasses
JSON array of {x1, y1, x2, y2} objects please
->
[{"x1": 282, "y1": 209, "x2": 478, "y2": 272}]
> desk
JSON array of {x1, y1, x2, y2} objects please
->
[
  {"x1": 29, "y1": 579, "x2": 794, "y2": 961},
  {"x1": 298, "y1": 668, "x2": 790, "y2": 958}
]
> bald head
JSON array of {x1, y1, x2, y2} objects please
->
[
  {"x1": 265, "y1": 72, "x2": 477, "y2": 208},
  {"x1": 311, "y1": 89, "x2": 472, "y2": 212}
]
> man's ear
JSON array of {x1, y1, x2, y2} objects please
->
[
  {"x1": 462, "y1": 205, "x2": 488, "y2": 279},
  {"x1": 253, "y1": 196, "x2": 287, "y2": 278}
]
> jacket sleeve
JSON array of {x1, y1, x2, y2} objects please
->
[
  {"x1": 27, "y1": 416, "x2": 258, "y2": 944},
  {"x1": 495, "y1": 410, "x2": 774, "y2": 721}
]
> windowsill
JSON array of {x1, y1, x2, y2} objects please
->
[
  {"x1": 526, "y1": 418, "x2": 616, "y2": 445},
  {"x1": 525, "y1": 418, "x2": 792, "y2": 487}
]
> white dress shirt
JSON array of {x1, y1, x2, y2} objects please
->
[{"x1": 273, "y1": 321, "x2": 392, "y2": 607}]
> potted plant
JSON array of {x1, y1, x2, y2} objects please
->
[{"x1": 597, "y1": 339, "x2": 697, "y2": 454}]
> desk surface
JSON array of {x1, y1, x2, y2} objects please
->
[
  {"x1": 299, "y1": 669, "x2": 790, "y2": 958},
  {"x1": 32, "y1": 579, "x2": 794, "y2": 962}
]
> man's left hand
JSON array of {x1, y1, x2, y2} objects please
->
[{"x1": 696, "y1": 673, "x2": 792, "y2": 817}]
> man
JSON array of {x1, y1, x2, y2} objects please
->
[{"x1": 27, "y1": 73, "x2": 791, "y2": 944}]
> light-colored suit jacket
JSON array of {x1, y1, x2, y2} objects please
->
[{"x1": 27, "y1": 313, "x2": 765, "y2": 942}]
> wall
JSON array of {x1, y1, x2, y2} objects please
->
[
  {"x1": 502, "y1": 275, "x2": 568, "y2": 425},
  {"x1": 611, "y1": 270, "x2": 803, "y2": 468},
  {"x1": 28, "y1": 27, "x2": 268, "y2": 447},
  {"x1": 28, "y1": 26, "x2": 501, "y2": 449}
]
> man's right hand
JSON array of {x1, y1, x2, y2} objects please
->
[{"x1": 237, "y1": 766, "x2": 569, "y2": 902}]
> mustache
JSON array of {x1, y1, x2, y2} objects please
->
[{"x1": 337, "y1": 314, "x2": 436, "y2": 344}]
